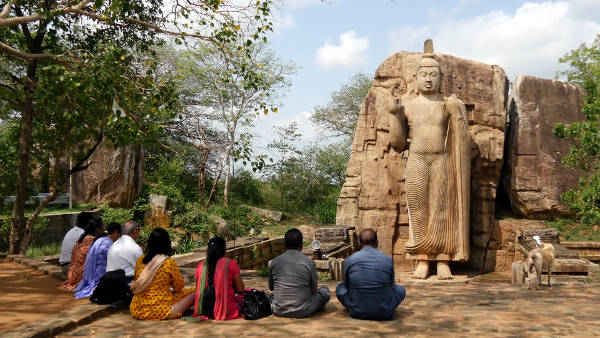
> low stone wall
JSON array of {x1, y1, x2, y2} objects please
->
[
  {"x1": 0, "y1": 210, "x2": 101, "y2": 251},
  {"x1": 483, "y1": 219, "x2": 560, "y2": 272},
  {"x1": 315, "y1": 258, "x2": 345, "y2": 281},
  {"x1": 562, "y1": 242, "x2": 600, "y2": 262},
  {"x1": 226, "y1": 238, "x2": 286, "y2": 269}
]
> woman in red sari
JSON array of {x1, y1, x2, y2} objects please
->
[
  {"x1": 59, "y1": 218, "x2": 104, "y2": 290},
  {"x1": 194, "y1": 236, "x2": 245, "y2": 320}
]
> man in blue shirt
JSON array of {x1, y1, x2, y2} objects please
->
[{"x1": 336, "y1": 228, "x2": 406, "y2": 320}]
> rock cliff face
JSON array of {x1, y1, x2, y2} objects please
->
[
  {"x1": 336, "y1": 52, "x2": 508, "y2": 270},
  {"x1": 503, "y1": 75, "x2": 586, "y2": 218},
  {"x1": 71, "y1": 141, "x2": 143, "y2": 208}
]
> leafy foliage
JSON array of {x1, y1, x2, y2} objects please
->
[
  {"x1": 546, "y1": 218, "x2": 600, "y2": 241},
  {"x1": 0, "y1": 0, "x2": 280, "y2": 254},
  {"x1": 101, "y1": 207, "x2": 134, "y2": 225},
  {"x1": 173, "y1": 203, "x2": 218, "y2": 243},
  {"x1": 209, "y1": 204, "x2": 262, "y2": 238},
  {"x1": 262, "y1": 123, "x2": 349, "y2": 223},
  {"x1": 311, "y1": 72, "x2": 372, "y2": 140},
  {"x1": 228, "y1": 171, "x2": 265, "y2": 206},
  {"x1": 553, "y1": 35, "x2": 600, "y2": 226},
  {"x1": 0, "y1": 120, "x2": 19, "y2": 198}
]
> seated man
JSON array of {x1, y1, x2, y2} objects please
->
[
  {"x1": 336, "y1": 228, "x2": 406, "y2": 320},
  {"x1": 59, "y1": 212, "x2": 94, "y2": 274},
  {"x1": 269, "y1": 228, "x2": 330, "y2": 318},
  {"x1": 106, "y1": 220, "x2": 142, "y2": 283}
]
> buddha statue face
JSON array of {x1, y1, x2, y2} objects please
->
[{"x1": 416, "y1": 66, "x2": 441, "y2": 94}]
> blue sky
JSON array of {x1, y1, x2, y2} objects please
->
[{"x1": 251, "y1": 0, "x2": 600, "y2": 149}]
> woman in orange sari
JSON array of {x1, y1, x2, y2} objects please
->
[
  {"x1": 59, "y1": 218, "x2": 104, "y2": 290},
  {"x1": 194, "y1": 236, "x2": 245, "y2": 320},
  {"x1": 130, "y1": 228, "x2": 195, "y2": 320}
]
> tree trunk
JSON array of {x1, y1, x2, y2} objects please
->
[
  {"x1": 16, "y1": 128, "x2": 103, "y2": 254},
  {"x1": 197, "y1": 151, "x2": 210, "y2": 202},
  {"x1": 9, "y1": 61, "x2": 37, "y2": 254},
  {"x1": 205, "y1": 155, "x2": 225, "y2": 209},
  {"x1": 18, "y1": 189, "x2": 61, "y2": 254},
  {"x1": 223, "y1": 145, "x2": 232, "y2": 208}
]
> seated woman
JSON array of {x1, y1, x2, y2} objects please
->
[
  {"x1": 59, "y1": 218, "x2": 104, "y2": 290},
  {"x1": 129, "y1": 228, "x2": 195, "y2": 320},
  {"x1": 74, "y1": 222, "x2": 122, "y2": 299},
  {"x1": 194, "y1": 236, "x2": 245, "y2": 320}
]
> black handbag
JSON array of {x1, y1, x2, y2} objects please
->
[
  {"x1": 238, "y1": 289, "x2": 272, "y2": 320},
  {"x1": 90, "y1": 269, "x2": 132, "y2": 305}
]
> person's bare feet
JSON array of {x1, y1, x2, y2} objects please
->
[
  {"x1": 437, "y1": 261, "x2": 453, "y2": 280},
  {"x1": 412, "y1": 260, "x2": 430, "y2": 279}
]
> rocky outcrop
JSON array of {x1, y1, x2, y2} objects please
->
[
  {"x1": 503, "y1": 75, "x2": 586, "y2": 218},
  {"x1": 71, "y1": 141, "x2": 143, "y2": 208},
  {"x1": 248, "y1": 206, "x2": 283, "y2": 222},
  {"x1": 336, "y1": 52, "x2": 508, "y2": 270}
]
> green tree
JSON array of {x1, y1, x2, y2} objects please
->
[
  {"x1": 553, "y1": 34, "x2": 600, "y2": 226},
  {"x1": 311, "y1": 72, "x2": 372, "y2": 141},
  {"x1": 164, "y1": 43, "x2": 294, "y2": 208},
  {"x1": 0, "y1": 119, "x2": 18, "y2": 199},
  {"x1": 266, "y1": 121, "x2": 302, "y2": 209},
  {"x1": 0, "y1": 0, "x2": 276, "y2": 254}
]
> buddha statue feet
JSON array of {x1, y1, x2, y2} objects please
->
[
  {"x1": 412, "y1": 260, "x2": 430, "y2": 279},
  {"x1": 437, "y1": 261, "x2": 453, "y2": 280}
]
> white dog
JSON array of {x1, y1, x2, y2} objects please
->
[{"x1": 526, "y1": 242, "x2": 555, "y2": 289}]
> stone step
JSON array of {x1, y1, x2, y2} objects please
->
[
  {"x1": 520, "y1": 242, "x2": 579, "y2": 259},
  {"x1": 553, "y1": 258, "x2": 599, "y2": 275}
]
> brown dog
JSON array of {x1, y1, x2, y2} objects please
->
[{"x1": 526, "y1": 243, "x2": 555, "y2": 289}]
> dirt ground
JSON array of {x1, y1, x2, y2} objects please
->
[{"x1": 0, "y1": 259, "x2": 87, "y2": 333}]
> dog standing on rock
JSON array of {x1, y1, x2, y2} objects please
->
[{"x1": 526, "y1": 241, "x2": 555, "y2": 289}]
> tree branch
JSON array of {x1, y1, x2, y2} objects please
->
[
  {"x1": 0, "y1": 0, "x2": 93, "y2": 27},
  {"x1": 70, "y1": 126, "x2": 104, "y2": 174},
  {"x1": 0, "y1": 0, "x2": 13, "y2": 19},
  {"x1": 71, "y1": 9, "x2": 215, "y2": 42},
  {"x1": 0, "y1": 41, "x2": 56, "y2": 61}
]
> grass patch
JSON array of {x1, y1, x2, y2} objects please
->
[
  {"x1": 546, "y1": 218, "x2": 600, "y2": 241},
  {"x1": 257, "y1": 265, "x2": 269, "y2": 278},
  {"x1": 26, "y1": 242, "x2": 61, "y2": 258}
]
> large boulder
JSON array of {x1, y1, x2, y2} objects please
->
[
  {"x1": 503, "y1": 75, "x2": 586, "y2": 217},
  {"x1": 336, "y1": 51, "x2": 508, "y2": 270},
  {"x1": 71, "y1": 140, "x2": 143, "y2": 208}
]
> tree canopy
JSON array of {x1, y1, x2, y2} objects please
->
[
  {"x1": 0, "y1": 0, "x2": 278, "y2": 254},
  {"x1": 311, "y1": 72, "x2": 372, "y2": 141},
  {"x1": 553, "y1": 34, "x2": 600, "y2": 226}
]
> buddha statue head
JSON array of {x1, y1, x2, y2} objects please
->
[{"x1": 415, "y1": 39, "x2": 441, "y2": 95}]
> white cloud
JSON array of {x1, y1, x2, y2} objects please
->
[
  {"x1": 272, "y1": 11, "x2": 296, "y2": 32},
  {"x1": 388, "y1": 0, "x2": 600, "y2": 80},
  {"x1": 316, "y1": 31, "x2": 370, "y2": 69}
]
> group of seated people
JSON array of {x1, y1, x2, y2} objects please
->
[
  {"x1": 58, "y1": 212, "x2": 142, "y2": 299},
  {"x1": 59, "y1": 212, "x2": 406, "y2": 321}
]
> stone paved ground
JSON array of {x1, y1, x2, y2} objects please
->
[
  {"x1": 0, "y1": 260, "x2": 87, "y2": 332},
  {"x1": 58, "y1": 273, "x2": 600, "y2": 337}
]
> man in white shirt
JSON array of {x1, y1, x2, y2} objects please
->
[
  {"x1": 106, "y1": 220, "x2": 143, "y2": 282},
  {"x1": 59, "y1": 212, "x2": 94, "y2": 274}
]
